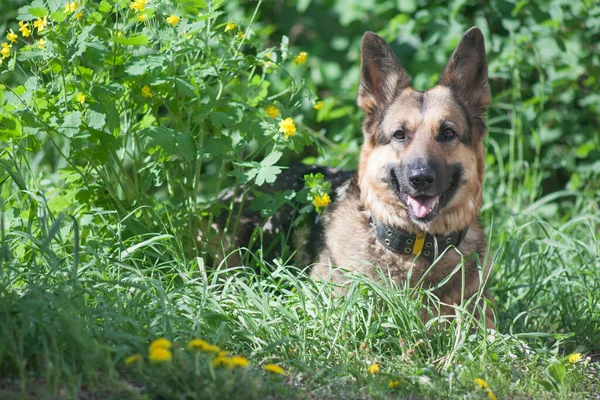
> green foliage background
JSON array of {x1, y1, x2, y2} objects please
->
[{"x1": 0, "y1": 0, "x2": 598, "y2": 398}]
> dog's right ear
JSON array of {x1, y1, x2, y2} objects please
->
[{"x1": 358, "y1": 32, "x2": 411, "y2": 114}]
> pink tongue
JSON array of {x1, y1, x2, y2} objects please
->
[{"x1": 406, "y1": 195, "x2": 439, "y2": 218}]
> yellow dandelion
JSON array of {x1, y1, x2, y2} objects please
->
[
  {"x1": 124, "y1": 353, "x2": 143, "y2": 365},
  {"x1": 149, "y1": 347, "x2": 172, "y2": 362},
  {"x1": 18, "y1": 22, "x2": 31, "y2": 38},
  {"x1": 568, "y1": 353, "x2": 583, "y2": 363},
  {"x1": 474, "y1": 378, "x2": 489, "y2": 389},
  {"x1": 388, "y1": 379, "x2": 400, "y2": 389},
  {"x1": 313, "y1": 100, "x2": 323, "y2": 110},
  {"x1": 149, "y1": 337, "x2": 172, "y2": 351},
  {"x1": 212, "y1": 356, "x2": 232, "y2": 368},
  {"x1": 130, "y1": 0, "x2": 147, "y2": 12},
  {"x1": 141, "y1": 85, "x2": 152, "y2": 98},
  {"x1": 230, "y1": 356, "x2": 249, "y2": 367},
  {"x1": 266, "y1": 105, "x2": 279, "y2": 119},
  {"x1": 75, "y1": 12, "x2": 84, "y2": 20},
  {"x1": 33, "y1": 16, "x2": 48, "y2": 33},
  {"x1": 295, "y1": 51, "x2": 307, "y2": 65},
  {"x1": 217, "y1": 350, "x2": 230, "y2": 357},
  {"x1": 264, "y1": 364, "x2": 286, "y2": 375},
  {"x1": 312, "y1": 193, "x2": 331, "y2": 209},
  {"x1": 1, "y1": 43, "x2": 11, "y2": 59},
  {"x1": 166, "y1": 14, "x2": 180, "y2": 26},
  {"x1": 488, "y1": 391, "x2": 497, "y2": 400},
  {"x1": 368, "y1": 363, "x2": 380, "y2": 375},
  {"x1": 37, "y1": 38, "x2": 46, "y2": 50},
  {"x1": 7, "y1": 30, "x2": 18, "y2": 43},
  {"x1": 225, "y1": 22, "x2": 237, "y2": 32},
  {"x1": 187, "y1": 338, "x2": 220, "y2": 353},
  {"x1": 64, "y1": 2, "x2": 79, "y2": 13},
  {"x1": 278, "y1": 117, "x2": 296, "y2": 138}
]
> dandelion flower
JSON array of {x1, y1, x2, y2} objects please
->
[
  {"x1": 388, "y1": 379, "x2": 400, "y2": 389},
  {"x1": 568, "y1": 353, "x2": 583, "y2": 363},
  {"x1": 7, "y1": 30, "x2": 18, "y2": 43},
  {"x1": 18, "y1": 22, "x2": 31, "y2": 38},
  {"x1": 488, "y1": 391, "x2": 497, "y2": 400},
  {"x1": 312, "y1": 193, "x2": 331, "y2": 209},
  {"x1": 149, "y1": 347, "x2": 172, "y2": 362},
  {"x1": 1, "y1": 43, "x2": 11, "y2": 59},
  {"x1": 368, "y1": 363, "x2": 380, "y2": 375},
  {"x1": 65, "y1": 2, "x2": 79, "y2": 13},
  {"x1": 37, "y1": 38, "x2": 46, "y2": 50},
  {"x1": 313, "y1": 100, "x2": 323, "y2": 110},
  {"x1": 130, "y1": 0, "x2": 147, "y2": 12},
  {"x1": 76, "y1": 93, "x2": 85, "y2": 104},
  {"x1": 225, "y1": 22, "x2": 236, "y2": 32},
  {"x1": 33, "y1": 16, "x2": 48, "y2": 33},
  {"x1": 264, "y1": 364, "x2": 286, "y2": 375},
  {"x1": 149, "y1": 338, "x2": 172, "y2": 351},
  {"x1": 474, "y1": 378, "x2": 489, "y2": 389},
  {"x1": 295, "y1": 51, "x2": 307, "y2": 65},
  {"x1": 230, "y1": 356, "x2": 249, "y2": 367},
  {"x1": 212, "y1": 356, "x2": 232, "y2": 368},
  {"x1": 187, "y1": 339, "x2": 220, "y2": 353},
  {"x1": 125, "y1": 353, "x2": 143, "y2": 365},
  {"x1": 166, "y1": 14, "x2": 180, "y2": 26},
  {"x1": 141, "y1": 85, "x2": 152, "y2": 98},
  {"x1": 278, "y1": 117, "x2": 296, "y2": 138},
  {"x1": 218, "y1": 350, "x2": 230, "y2": 357},
  {"x1": 266, "y1": 105, "x2": 279, "y2": 119}
]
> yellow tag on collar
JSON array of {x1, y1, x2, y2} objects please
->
[{"x1": 412, "y1": 232, "x2": 425, "y2": 255}]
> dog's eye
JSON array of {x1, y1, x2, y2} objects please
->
[
  {"x1": 442, "y1": 128, "x2": 457, "y2": 139},
  {"x1": 392, "y1": 130, "x2": 406, "y2": 142}
]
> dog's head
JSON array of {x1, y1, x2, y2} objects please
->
[{"x1": 357, "y1": 28, "x2": 490, "y2": 234}]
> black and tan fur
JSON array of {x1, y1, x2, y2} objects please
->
[{"x1": 311, "y1": 27, "x2": 494, "y2": 328}]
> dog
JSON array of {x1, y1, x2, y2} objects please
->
[{"x1": 310, "y1": 27, "x2": 495, "y2": 329}]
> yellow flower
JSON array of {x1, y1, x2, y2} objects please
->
[
  {"x1": 149, "y1": 337, "x2": 172, "y2": 351},
  {"x1": 313, "y1": 100, "x2": 323, "y2": 110},
  {"x1": 149, "y1": 347, "x2": 172, "y2": 362},
  {"x1": 37, "y1": 38, "x2": 46, "y2": 50},
  {"x1": 137, "y1": 13, "x2": 148, "y2": 22},
  {"x1": 388, "y1": 379, "x2": 400, "y2": 389},
  {"x1": 76, "y1": 93, "x2": 85, "y2": 104},
  {"x1": 218, "y1": 350, "x2": 230, "y2": 357},
  {"x1": 568, "y1": 353, "x2": 583, "y2": 363},
  {"x1": 236, "y1": 32, "x2": 245, "y2": 40},
  {"x1": 225, "y1": 22, "x2": 237, "y2": 32},
  {"x1": 130, "y1": 0, "x2": 147, "y2": 12},
  {"x1": 278, "y1": 117, "x2": 296, "y2": 138},
  {"x1": 7, "y1": 30, "x2": 18, "y2": 43},
  {"x1": 266, "y1": 105, "x2": 279, "y2": 119},
  {"x1": 75, "y1": 12, "x2": 84, "y2": 20},
  {"x1": 124, "y1": 353, "x2": 143, "y2": 365},
  {"x1": 33, "y1": 16, "x2": 48, "y2": 33},
  {"x1": 18, "y1": 22, "x2": 31, "y2": 38},
  {"x1": 368, "y1": 363, "x2": 380, "y2": 375},
  {"x1": 212, "y1": 356, "x2": 232, "y2": 368},
  {"x1": 312, "y1": 193, "x2": 331, "y2": 209},
  {"x1": 1, "y1": 43, "x2": 11, "y2": 59},
  {"x1": 187, "y1": 339, "x2": 220, "y2": 353},
  {"x1": 141, "y1": 85, "x2": 152, "y2": 98},
  {"x1": 64, "y1": 2, "x2": 79, "y2": 13},
  {"x1": 230, "y1": 356, "x2": 249, "y2": 367},
  {"x1": 264, "y1": 364, "x2": 286, "y2": 375},
  {"x1": 295, "y1": 51, "x2": 307, "y2": 65},
  {"x1": 488, "y1": 391, "x2": 497, "y2": 400},
  {"x1": 474, "y1": 378, "x2": 489, "y2": 389},
  {"x1": 166, "y1": 14, "x2": 180, "y2": 27}
]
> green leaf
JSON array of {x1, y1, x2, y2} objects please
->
[
  {"x1": 85, "y1": 104, "x2": 106, "y2": 130},
  {"x1": 255, "y1": 165, "x2": 282, "y2": 186},
  {"x1": 114, "y1": 34, "x2": 149, "y2": 46},
  {"x1": 29, "y1": 7, "x2": 48, "y2": 17},
  {"x1": 60, "y1": 111, "x2": 82, "y2": 137},
  {"x1": 547, "y1": 361, "x2": 566, "y2": 386},
  {"x1": 261, "y1": 151, "x2": 282, "y2": 167}
]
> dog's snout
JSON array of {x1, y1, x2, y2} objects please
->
[{"x1": 408, "y1": 166, "x2": 435, "y2": 190}]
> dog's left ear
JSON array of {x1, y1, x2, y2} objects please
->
[{"x1": 439, "y1": 27, "x2": 490, "y2": 136}]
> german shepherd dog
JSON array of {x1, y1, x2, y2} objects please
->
[
  {"x1": 309, "y1": 27, "x2": 495, "y2": 329},
  {"x1": 209, "y1": 27, "x2": 494, "y2": 329}
]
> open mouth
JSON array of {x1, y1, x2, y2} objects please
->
[{"x1": 405, "y1": 194, "x2": 440, "y2": 220}]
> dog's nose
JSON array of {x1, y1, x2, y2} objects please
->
[{"x1": 408, "y1": 167, "x2": 435, "y2": 190}]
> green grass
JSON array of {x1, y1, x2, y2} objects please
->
[{"x1": 0, "y1": 183, "x2": 598, "y2": 399}]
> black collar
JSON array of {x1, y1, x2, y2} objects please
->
[{"x1": 369, "y1": 215, "x2": 468, "y2": 260}]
